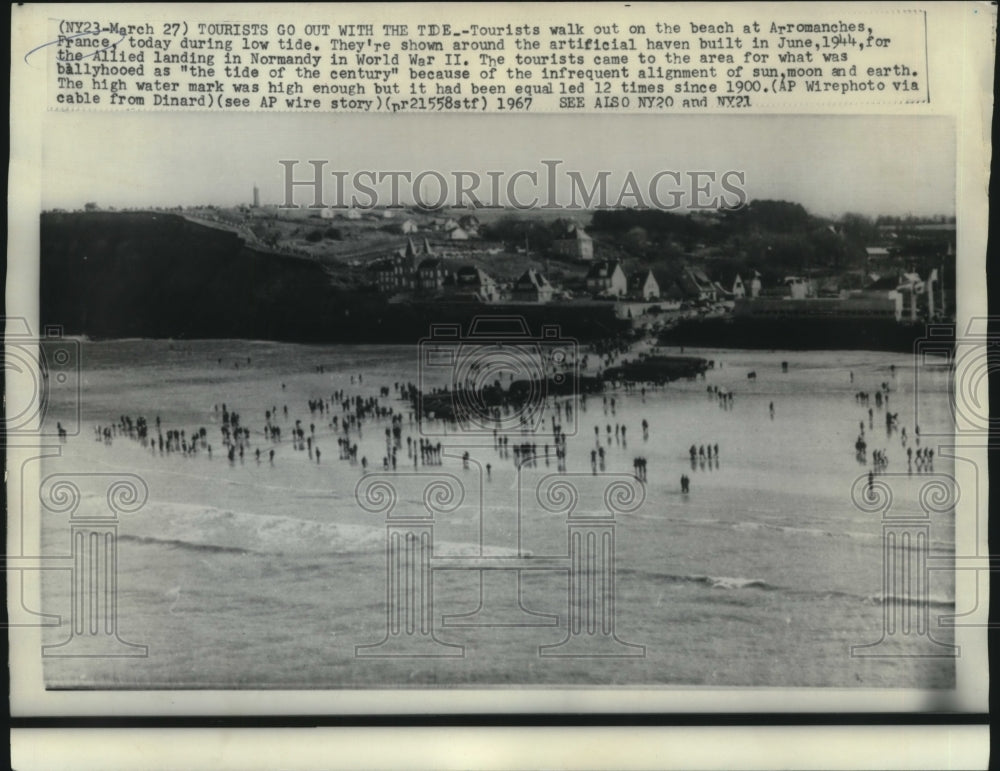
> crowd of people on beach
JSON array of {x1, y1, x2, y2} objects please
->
[
  {"x1": 706, "y1": 384, "x2": 735, "y2": 410},
  {"x1": 84, "y1": 342, "x2": 940, "y2": 510},
  {"x1": 854, "y1": 373, "x2": 933, "y2": 491}
]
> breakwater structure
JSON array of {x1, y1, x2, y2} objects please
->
[
  {"x1": 411, "y1": 355, "x2": 709, "y2": 424},
  {"x1": 603, "y1": 354, "x2": 711, "y2": 385}
]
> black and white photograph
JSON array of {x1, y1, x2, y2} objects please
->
[
  {"x1": 25, "y1": 113, "x2": 966, "y2": 692},
  {"x1": 8, "y1": 3, "x2": 992, "y2": 769}
]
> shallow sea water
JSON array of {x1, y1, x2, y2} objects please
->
[{"x1": 35, "y1": 341, "x2": 956, "y2": 688}]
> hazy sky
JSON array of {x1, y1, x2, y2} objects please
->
[{"x1": 41, "y1": 113, "x2": 954, "y2": 218}]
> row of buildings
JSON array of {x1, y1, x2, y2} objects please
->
[
  {"x1": 735, "y1": 269, "x2": 945, "y2": 322},
  {"x1": 374, "y1": 239, "x2": 501, "y2": 301},
  {"x1": 371, "y1": 238, "x2": 945, "y2": 323},
  {"x1": 371, "y1": 239, "x2": 761, "y2": 306},
  {"x1": 374, "y1": 239, "x2": 553, "y2": 303}
]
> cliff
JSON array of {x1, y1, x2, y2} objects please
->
[
  {"x1": 41, "y1": 211, "x2": 343, "y2": 341},
  {"x1": 40, "y1": 212, "x2": 628, "y2": 343}
]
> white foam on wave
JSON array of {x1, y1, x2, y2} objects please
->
[
  {"x1": 864, "y1": 592, "x2": 955, "y2": 608},
  {"x1": 66, "y1": 493, "x2": 520, "y2": 557},
  {"x1": 618, "y1": 568, "x2": 775, "y2": 591},
  {"x1": 699, "y1": 574, "x2": 771, "y2": 590},
  {"x1": 730, "y1": 520, "x2": 953, "y2": 550}
]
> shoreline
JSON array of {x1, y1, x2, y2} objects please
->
[
  {"x1": 659, "y1": 316, "x2": 953, "y2": 354},
  {"x1": 68, "y1": 331, "x2": 952, "y2": 359},
  {"x1": 37, "y1": 342, "x2": 956, "y2": 690}
]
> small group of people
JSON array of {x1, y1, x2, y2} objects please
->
[
  {"x1": 852, "y1": 368, "x2": 936, "y2": 481},
  {"x1": 707, "y1": 384, "x2": 735, "y2": 409},
  {"x1": 689, "y1": 443, "x2": 720, "y2": 461},
  {"x1": 908, "y1": 446, "x2": 935, "y2": 472},
  {"x1": 595, "y1": 423, "x2": 628, "y2": 446},
  {"x1": 590, "y1": 445, "x2": 607, "y2": 473}
]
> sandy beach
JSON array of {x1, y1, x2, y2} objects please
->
[{"x1": 35, "y1": 340, "x2": 956, "y2": 688}]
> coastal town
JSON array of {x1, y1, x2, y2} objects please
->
[
  {"x1": 35, "y1": 194, "x2": 963, "y2": 695},
  {"x1": 103, "y1": 189, "x2": 956, "y2": 338}
]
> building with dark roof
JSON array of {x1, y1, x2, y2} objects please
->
[
  {"x1": 551, "y1": 226, "x2": 594, "y2": 261},
  {"x1": 511, "y1": 269, "x2": 555, "y2": 303},
  {"x1": 449, "y1": 265, "x2": 499, "y2": 303},
  {"x1": 375, "y1": 238, "x2": 437, "y2": 294},
  {"x1": 586, "y1": 260, "x2": 627, "y2": 297},
  {"x1": 628, "y1": 269, "x2": 660, "y2": 300}
]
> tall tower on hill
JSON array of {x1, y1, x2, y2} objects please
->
[{"x1": 253, "y1": 184, "x2": 260, "y2": 208}]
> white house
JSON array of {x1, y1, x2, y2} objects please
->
[
  {"x1": 552, "y1": 226, "x2": 595, "y2": 261},
  {"x1": 451, "y1": 265, "x2": 499, "y2": 303},
  {"x1": 511, "y1": 269, "x2": 555, "y2": 303},
  {"x1": 783, "y1": 276, "x2": 812, "y2": 299},
  {"x1": 586, "y1": 260, "x2": 628, "y2": 297},
  {"x1": 629, "y1": 270, "x2": 660, "y2": 300}
]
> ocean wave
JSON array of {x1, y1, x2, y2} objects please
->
[
  {"x1": 118, "y1": 534, "x2": 257, "y2": 556},
  {"x1": 71, "y1": 496, "x2": 521, "y2": 558},
  {"x1": 864, "y1": 593, "x2": 955, "y2": 609},
  {"x1": 697, "y1": 575, "x2": 772, "y2": 590},
  {"x1": 620, "y1": 566, "x2": 955, "y2": 608},
  {"x1": 618, "y1": 568, "x2": 774, "y2": 591},
  {"x1": 730, "y1": 520, "x2": 953, "y2": 550}
]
